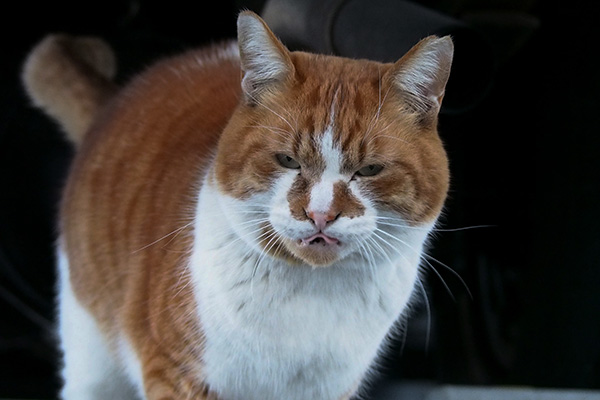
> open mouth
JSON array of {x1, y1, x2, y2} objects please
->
[{"x1": 300, "y1": 232, "x2": 340, "y2": 247}]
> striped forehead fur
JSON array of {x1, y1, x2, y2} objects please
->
[
  {"x1": 307, "y1": 92, "x2": 345, "y2": 215},
  {"x1": 215, "y1": 46, "x2": 450, "y2": 225}
]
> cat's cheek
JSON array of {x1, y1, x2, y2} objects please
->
[
  {"x1": 314, "y1": 186, "x2": 379, "y2": 263},
  {"x1": 217, "y1": 192, "x2": 271, "y2": 252},
  {"x1": 329, "y1": 214, "x2": 377, "y2": 240},
  {"x1": 324, "y1": 213, "x2": 378, "y2": 260},
  {"x1": 346, "y1": 181, "x2": 379, "y2": 225},
  {"x1": 269, "y1": 208, "x2": 313, "y2": 241},
  {"x1": 267, "y1": 172, "x2": 313, "y2": 239}
]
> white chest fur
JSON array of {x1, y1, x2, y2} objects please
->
[{"x1": 190, "y1": 180, "x2": 429, "y2": 400}]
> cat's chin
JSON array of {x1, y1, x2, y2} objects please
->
[{"x1": 282, "y1": 237, "x2": 344, "y2": 268}]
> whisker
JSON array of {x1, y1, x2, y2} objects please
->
[
  {"x1": 356, "y1": 240, "x2": 377, "y2": 280},
  {"x1": 375, "y1": 217, "x2": 494, "y2": 233},
  {"x1": 430, "y1": 225, "x2": 495, "y2": 233},
  {"x1": 376, "y1": 220, "x2": 428, "y2": 231},
  {"x1": 362, "y1": 238, "x2": 379, "y2": 278},
  {"x1": 172, "y1": 267, "x2": 194, "y2": 300},
  {"x1": 243, "y1": 90, "x2": 297, "y2": 133},
  {"x1": 362, "y1": 83, "x2": 394, "y2": 147},
  {"x1": 211, "y1": 219, "x2": 273, "y2": 252},
  {"x1": 365, "y1": 234, "x2": 395, "y2": 268},
  {"x1": 421, "y1": 257, "x2": 456, "y2": 302},
  {"x1": 228, "y1": 206, "x2": 268, "y2": 214},
  {"x1": 222, "y1": 203, "x2": 270, "y2": 211},
  {"x1": 369, "y1": 230, "x2": 416, "y2": 291},
  {"x1": 132, "y1": 221, "x2": 194, "y2": 254},
  {"x1": 415, "y1": 277, "x2": 432, "y2": 353},
  {"x1": 271, "y1": 236, "x2": 286, "y2": 260},
  {"x1": 250, "y1": 228, "x2": 279, "y2": 297},
  {"x1": 248, "y1": 124, "x2": 293, "y2": 135},
  {"x1": 255, "y1": 229, "x2": 279, "y2": 274},
  {"x1": 236, "y1": 217, "x2": 270, "y2": 227},
  {"x1": 365, "y1": 132, "x2": 411, "y2": 147},
  {"x1": 374, "y1": 228, "x2": 471, "y2": 300},
  {"x1": 398, "y1": 317, "x2": 409, "y2": 356},
  {"x1": 248, "y1": 124, "x2": 293, "y2": 142},
  {"x1": 423, "y1": 254, "x2": 473, "y2": 300}
]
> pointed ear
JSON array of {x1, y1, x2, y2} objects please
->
[
  {"x1": 388, "y1": 36, "x2": 454, "y2": 118},
  {"x1": 237, "y1": 11, "x2": 294, "y2": 103}
]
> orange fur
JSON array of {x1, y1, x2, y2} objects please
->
[
  {"x1": 217, "y1": 49, "x2": 449, "y2": 226},
  {"x1": 24, "y1": 11, "x2": 452, "y2": 400},
  {"x1": 60, "y1": 44, "x2": 241, "y2": 397}
]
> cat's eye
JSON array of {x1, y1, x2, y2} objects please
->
[
  {"x1": 355, "y1": 164, "x2": 383, "y2": 177},
  {"x1": 276, "y1": 154, "x2": 301, "y2": 169}
]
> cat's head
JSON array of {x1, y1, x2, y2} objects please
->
[{"x1": 214, "y1": 11, "x2": 453, "y2": 267}]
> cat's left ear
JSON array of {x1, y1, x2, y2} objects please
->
[
  {"x1": 388, "y1": 36, "x2": 454, "y2": 120},
  {"x1": 237, "y1": 11, "x2": 294, "y2": 103}
]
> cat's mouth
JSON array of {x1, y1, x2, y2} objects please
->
[
  {"x1": 299, "y1": 232, "x2": 340, "y2": 247},
  {"x1": 280, "y1": 232, "x2": 343, "y2": 267}
]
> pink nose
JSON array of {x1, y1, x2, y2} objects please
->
[{"x1": 306, "y1": 211, "x2": 338, "y2": 230}]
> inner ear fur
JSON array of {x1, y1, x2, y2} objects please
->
[
  {"x1": 386, "y1": 35, "x2": 454, "y2": 120},
  {"x1": 237, "y1": 11, "x2": 294, "y2": 104}
]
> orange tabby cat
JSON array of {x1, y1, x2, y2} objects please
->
[{"x1": 22, "y1": 11, "x2": 453, "y2": 400}]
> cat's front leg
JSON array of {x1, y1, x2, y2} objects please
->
[{"x1": 140, "y1": 349, "x2": 217, "y2": 400}]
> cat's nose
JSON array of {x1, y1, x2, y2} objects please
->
[{"x1": 306, "y1": 210, "x2": 339, "y2": 231}]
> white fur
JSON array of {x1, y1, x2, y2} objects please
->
[
  {"x1": 192, "y1": 178, "x2": 429, "y2": 400},
  {"x1": 307, "y1": 125, "x2": 344, "y2": 214},
  {"x1": 58, "y1": 125, "x2": 433, "y2": 400},
  {"x1": 55, "y1": 14, "x2": 444, "y2": 398},
  {"x1": 191, "y1": 116, "x2": 433, "y2": 400},
  {"x1": 116, "y1": 335, "x2": 145, "y2": 399},
  {"x1": 57, "y1": 248, "x2": 140, "y2": 400}
]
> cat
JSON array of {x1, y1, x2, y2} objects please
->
[{"x1": 22, "y1": 10, "x2": 453, "y2": 400}]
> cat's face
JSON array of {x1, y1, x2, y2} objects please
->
[{"x1": 214, "y1": 13, "x2": 452, "y2": 267}]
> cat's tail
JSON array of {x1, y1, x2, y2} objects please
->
[{"x1": 22, "y1": 34, "x2": 118, "y2": 147}]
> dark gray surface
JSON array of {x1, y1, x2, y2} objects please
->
[{"x1": 371, "y1": 381, "x2": 600, "y2": 400}]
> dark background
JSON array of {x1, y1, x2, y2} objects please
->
[{"x1": 1, "y1": 0, "x2": 599, "y2": 398}]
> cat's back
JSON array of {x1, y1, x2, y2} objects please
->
[
  {"x1": 60, "y1": 41, "x2": 241, "y2": 325},
  {"x1": 77, "y1": 40, "x2": 241, "y2": 166}
]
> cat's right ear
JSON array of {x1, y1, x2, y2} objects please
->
[
  {"x1": 237, "y1": 11, "x2": 294, "y2": 104},
  {"x1": 387, "y1": 35, "x2": 454, "y2": 123}
]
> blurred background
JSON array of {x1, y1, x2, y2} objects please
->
[{"x1": 1, "y1": 0, "x2": 599, "y2": 398}]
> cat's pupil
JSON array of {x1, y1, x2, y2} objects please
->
[{"x1": 276, "y1": 153, "x2": 301, "y2": 169}]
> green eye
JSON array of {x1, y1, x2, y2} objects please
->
[
  {"x1": 355, "y1": 164, "x2": 383, "y2": 177},
  {"x1": 276, "y1": 154, "x2": 301, "y2": 169}
]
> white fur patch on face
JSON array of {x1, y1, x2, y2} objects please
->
[
  {"x1": 307, "y1": 123, "x2": 345, "y2": 214},
  {"x1": 269, "y1": 171, "x2": 315, "y2": 241}
]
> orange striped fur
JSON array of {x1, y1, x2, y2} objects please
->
[{"x1": 23, "y1": 11, "x2": 453, "y2": 400}]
